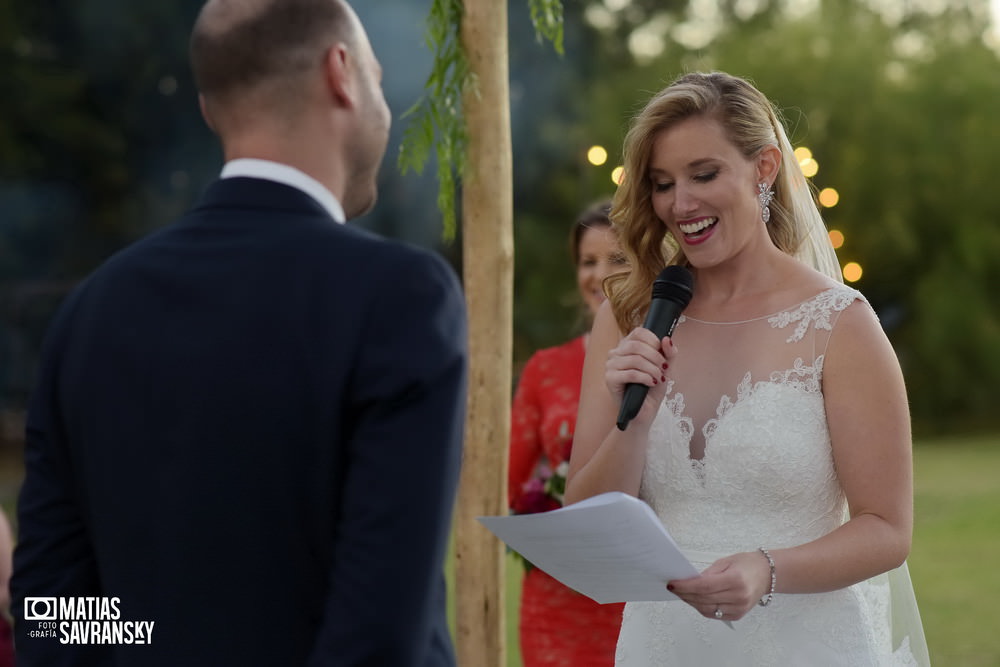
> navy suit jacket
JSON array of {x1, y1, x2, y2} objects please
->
[{"x1": 11, "y1": 178, "x2": 468, "y2": 666}]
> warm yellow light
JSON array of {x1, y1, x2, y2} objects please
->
[
  {"x1": 828, "y1": 229, "x2": 845, "y2": 249},
  {"x1": 587, "y1": 145, "x2": 609, "y2": 166},
  {"x1": 794, "y1": 146, "x2": 813, "y2": 162},
  {"x1": 799, "y1": 158, "x2": 819, "y2": 178},
  {"x1": 843, "y1": 262, "x2": 863, "y2": 282},
  {"x1": 818, "y1": 187, "x2": 840, "y2": 208},
  {"x1": 612, "y1": 166, "x2": 626, "y2": 185}
]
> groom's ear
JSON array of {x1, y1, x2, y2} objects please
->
[
  {"x1": 322, "y1": 42, "x2": 356, "y2": 110},
  {"x1": 198, "y1": 93, "x2": 217, "y2": 134}
]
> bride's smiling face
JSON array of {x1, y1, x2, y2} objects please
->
[{"x1": 648, "y1": 115, "x2": 766, "y2": 269}]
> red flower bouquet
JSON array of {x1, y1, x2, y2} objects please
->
[{"x1": 510, "y1": 459, "x2": 569, "y2": 571}]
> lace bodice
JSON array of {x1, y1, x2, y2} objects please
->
[
  {"x1": 642, "y1": 286, "x2": 863, "y2": 553},
  {"x1": 618, "y1": 284, "x2": 928, "y2": 666}
]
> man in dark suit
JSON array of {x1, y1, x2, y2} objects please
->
[{"x1": 11, "y1": 1, "x2": 467, "y2": 665}]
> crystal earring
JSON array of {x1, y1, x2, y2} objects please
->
[{"x1": 757, "y1": 182, "x2": 775, "y2": 223}]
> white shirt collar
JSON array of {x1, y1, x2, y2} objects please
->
[{"x1": 220, "y1": 158, "x2": 346, "y2": 224}]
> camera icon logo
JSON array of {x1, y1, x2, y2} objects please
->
[{"x1": 24, "y1": 597, "x2": 58, "y2": 621}]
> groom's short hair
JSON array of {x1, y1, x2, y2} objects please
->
[{"x1": 190, "y1": 0, "x2": 354, "y2": 104}]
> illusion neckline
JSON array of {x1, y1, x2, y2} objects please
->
[{"x1": 680, "y1": 286, "x2": 842, "y2": 326}]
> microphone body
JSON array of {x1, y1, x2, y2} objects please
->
[{"x1": 616, "y1": 266, "x2": 694, "y2": 431}]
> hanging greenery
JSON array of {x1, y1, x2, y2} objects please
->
[{"x1": 398, "y1": 0, "x2": 563, "y2": 240}]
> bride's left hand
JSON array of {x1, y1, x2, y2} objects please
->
[{"x1": 666, "y1": 551, "x2": 772, "y2": 622}]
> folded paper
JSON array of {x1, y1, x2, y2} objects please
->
[{"x1": 479, "y1": 491, "x2": 699, "y2": 604}]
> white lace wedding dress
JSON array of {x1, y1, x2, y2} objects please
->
[{"x1": 615, "y1": 284, "x2": 930, "y2": 666}]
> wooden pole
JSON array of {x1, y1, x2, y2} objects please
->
[{"x1": 454, "y1": 0, "x2": 512, "y2": 664}]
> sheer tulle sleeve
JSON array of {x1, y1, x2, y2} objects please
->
[{"x1": 509, "y1": 353, "x2": 543, "y2": 507}]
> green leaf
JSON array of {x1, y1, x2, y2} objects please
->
[
  {"x1": 398, "y1": 0, "x2": 564, "y2": 241},
  {"x1": 529, "y1": 0, "x2": 564, "y2": 54}
]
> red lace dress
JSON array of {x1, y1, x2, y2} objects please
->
[{"x1": 509, "y1": 336, "x2": 625, "y2": 667}]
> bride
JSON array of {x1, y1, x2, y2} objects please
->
[{"x1": 565, "y1": 72, "x2": 929, "y2": 666}]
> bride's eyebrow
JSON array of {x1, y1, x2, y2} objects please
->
[
  {"x1": 649, "y1": 158, "x2": 722, "y2": 176},
  {"x1": 687, "y1": 158, "x2": 721, "y2": 169}
]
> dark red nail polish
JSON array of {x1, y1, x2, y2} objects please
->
[
  {"x1": 662, "y1": 363, "x2": 669, "y2": 369},
  {"x1": 667, "y1": 584, "x2": 675, "y2": 591}
]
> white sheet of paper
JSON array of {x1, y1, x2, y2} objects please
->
[{"x1": 478, "y1": 491, "x2": 700, "y2": 604}]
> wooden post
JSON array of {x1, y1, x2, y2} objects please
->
[{"x1": 454, "y1": 0, "x2": 512, "y2": 665}]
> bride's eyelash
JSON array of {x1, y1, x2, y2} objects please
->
[{"x1": 651, "y1": 170, "x2": 719, "y2": 192}]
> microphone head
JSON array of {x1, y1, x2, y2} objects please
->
[{"x1": 651, "y1": 265, "x2": 694, "y2": 305}]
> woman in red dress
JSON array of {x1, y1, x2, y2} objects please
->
[{"x1": 509, "y1": 201, "x2": 628, "y2": 666}]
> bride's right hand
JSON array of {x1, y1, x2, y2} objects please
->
[{"x1": 605, "y1": 327, "x2": 676, "y2": 426}]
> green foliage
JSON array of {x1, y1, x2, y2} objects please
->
[
  {"x1": 0, "y1": 0, "x2": 206, "y2": 276},
  {"x1": 397, "y1": 0, "x2": 470, "y2": 241},
  {"x1": 517, "y1": 0, "x2": 1000, "y2": 432},
  {"x1": 399, "y1": 0, "x2": 565, "y2": 241},
  {"x1": 529, "y1": 0, "x2": 565, "y2": 54}
]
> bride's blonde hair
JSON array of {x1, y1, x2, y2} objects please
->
[{"x1": 606, "y1": 72, "x2": 841, "y2": 333}]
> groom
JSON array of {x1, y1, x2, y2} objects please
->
[{"x1": 11, "y1": 1, "x2": 467, "y2": 665}]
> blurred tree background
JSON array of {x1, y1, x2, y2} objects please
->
[
  {"x1": 514, "y1": 0, "x2": 1000, "y2": 437},
  {"x1": 1, "y1": 0, "x2": 999, "y2": 439}
]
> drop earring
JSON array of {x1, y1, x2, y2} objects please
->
[{"x1": 758, "y1": 182, "x2": 775, "y2": 223}]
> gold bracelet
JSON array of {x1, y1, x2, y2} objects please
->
[{"x1": 757, "y1": 547, "x2": 776, "y2": 606}]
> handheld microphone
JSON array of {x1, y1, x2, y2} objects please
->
[{"x1": 615, "y1": 265, "x2": 694, "y2": 431}]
